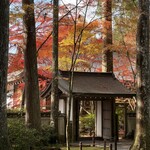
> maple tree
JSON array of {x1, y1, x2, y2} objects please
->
[
  {"x1": 58, "y1": 1, "x2": 101, "y2": 149},
  {"x1": 7, "y1": 1, "x2": 75, "y2": 111},
  {"x1": 59, "y1": 19, "x2": 102, "y2": 71},
  {"x1": 9, "y1": 0, "x2": 138, "y2": 72},
  {"x1": 9, "y1": 0, "x2": 99, "y2": 73},
  {"x1": 9, "y1": 1, "x2": 72, "y2": 73},
  {"x1": 8, "y1": 0, "x2": 138, "y2": 110},
  {"x1": 95, "y1": 0, "x2": 137, "y2": 82},
  {"x1": 7, "y1": 1, "x2": 150, "y2": 149},
  {"x1": 112, "y1": 0, "x2": 137, "y2": 81}
]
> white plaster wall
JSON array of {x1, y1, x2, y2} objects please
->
[
  {"x1": 59, "y1": 99, "x2": 65, "y2": 113},
  {"x1": 96, "y1": 101, "x2": 102, "y2": 137}
]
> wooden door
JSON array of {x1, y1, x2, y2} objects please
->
[{"x1": 102, "y1": 100, "x2": 113, "y2": 139}]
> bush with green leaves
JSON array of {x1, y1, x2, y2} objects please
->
[
  {"x1": 40, "y1": 124, "x2": 58, "y2": 146},
  {"x1": 79, "y1": 113, "x2": 95, "y2": 134},
  {"x1": 8, "y1": 119, "x2": 58, "y2": 150},
  {"x1": 8, "y1": 119, "x2": 40, "y2": 150}
]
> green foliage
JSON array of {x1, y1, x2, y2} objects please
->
[
  {"x1": 8, "y1": 120, "x2": 58, "y2": 150},
  {"x1": 61, "y1": 147, "x2": 108, "y2": 150},
  {"x1": 8, "y1": 119, "x2": 40, "y2": 150},
  {"x1": 40, "y1": 124, "x2": 58, "y2": 146},
  {"x1": 80, "y1": 113, "x2": 95, "y2": 133},
  {"x1": 116, "y1": 107, "x2": 124, "y2": 129}
]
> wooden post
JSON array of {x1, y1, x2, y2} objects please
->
[
  {"x1": 79, "y1": 142, "x2": 82, "y2": 150},
  {"x1": 92, "y1": 132, "x2": 95, "y2": 147},
  {"x1": 124, "y1": 104, "x2": 127, "y2": 137},
  {"x1": 114, "y1": 137, "x2": 117, "y2": 150},
  {"x1": 72, "y1": 99, "x2": 77, "y2": 142},
  {"x1": 104, "y1": 139, "x2": 106, "y2": 150},
  {"x1": 109, "y1": 143, "x2": 113, "y2": 150},
  {"x1": 30, "y1": 147, "x2": 33, "y2": 150}
]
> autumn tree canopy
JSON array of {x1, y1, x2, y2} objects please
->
[{"x1": 8, "y1": 0, "x2": 137, "y2": 110}]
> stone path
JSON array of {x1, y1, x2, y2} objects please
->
[
  {"x1": 115, "y1": 140, "x2": 132, "y2": 150},
  {"x1": 71, "y1": 139, "x2": 133, "y2": 150}
]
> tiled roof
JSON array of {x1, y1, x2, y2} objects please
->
[
  {"x1": 7, "y1": 70, "x2": 24, "y2": 84},
  {"x1": 58, "y1": 71, "x2": 135, "y2": 97},
  {"x1": 41, "y1": 71, "x2": 135, "y2": 98}
]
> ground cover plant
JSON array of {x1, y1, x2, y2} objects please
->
[{"x1": 61, "y1": 147, "x2": 108, "y2": 150}]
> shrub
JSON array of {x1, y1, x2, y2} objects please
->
[
  {"x1": 8, "y1": 119, "x2": 40, "y2": 150},
  {"x1": 8, "y1": 119, "x2": 58, "y2": 149},
  {"x1": 40, "y1": 124, "x2": 58, "y2": 146},
  {"x1": 80, "y1": 113, "x2": 95, "y2": 134}
]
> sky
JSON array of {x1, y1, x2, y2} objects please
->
[
  {"x1": 61, "y1": 0, "x2": 76, "y2": 4},
  {"x1": 36, "y1": 0, "x2": 76, "y2": 4}
]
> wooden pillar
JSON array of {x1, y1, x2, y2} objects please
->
[
  {"x1": 113, "y1": 98, "x2": 118, "y2": 141},
  {"x1": 102, "y1": 99, "x2": 113, "y2": 139},
  {"x1": 112, "y1": 98, "x2": 115, "y2": 139},
  {"x1": 124, "y1": 104, "x2": 128, "y2": 137},
  {"x1": 76, "y1": 100, "x2": 79, "y2": 141},
  {"x1": 72, "y1": 98, "x2": 79, "y2": 142}
]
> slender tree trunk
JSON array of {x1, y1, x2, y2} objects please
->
[
  {"x1": 0, "y1": 0, "x2": 11, "y2": 149},
  {"x1": 22, "y1": 0, "x2": 41, "y2": 130},
  {"x1": 130, "y1": 0, "x2": 150, "y2": 150},
  {"x1": 101, "y1": 0, "x2": 113, "y2": 72},
  {"x1": 66, "y1": 72, "x2": 74, "y2": 150},
  {"x1": 51, "y1": 0, "x2": 59, "y2": 138}
]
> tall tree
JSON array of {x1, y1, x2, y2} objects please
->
[
  {"x1": 64, "y1": 1, "x2": 97, "y2": 149},
  {"x1": 0, "y1": 0, "x2": 11, "y2": 149},
  {"x1": 101, "y1": 0, "x2": 113, "y2": 72},
  {"x1": 130, "y1": 0, "x2": 150, "y2": 149},
  {"x1": 22, "y1": 0, "x2": 41, "y2": 130},
  {"x1": 50, "y1": 0, "x2": 59, "y2": 137}
]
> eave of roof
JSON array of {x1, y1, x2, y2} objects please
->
[
  {"x1": 58, "y1": 70, "x2": 135, "y2": 98},
  {"x1": 41, "y1": 70, "x2": 135, "y2": 99}
]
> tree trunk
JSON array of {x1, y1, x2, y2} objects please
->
[
  {"x1": 101, "y1": 0, "x2": 113, "y2": 72},
  {"x1": 50, "y1": 0, "x2": 59, "y2": 138},
  {"x1": 22, "y1": 0, "x2": 41, "y2": 130},
  {"x1": 0, "y1": 0, "x2": 11, "y2": 149},
  {"x1": 66, "y1": 72, "x2": 74, "y2": 150},
  {"x1": 20, "y1": 87, "x2": 25, "y2": 111},
  {"x1": 130, "y1": 0, "x2": 150, "y2": 149}
]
